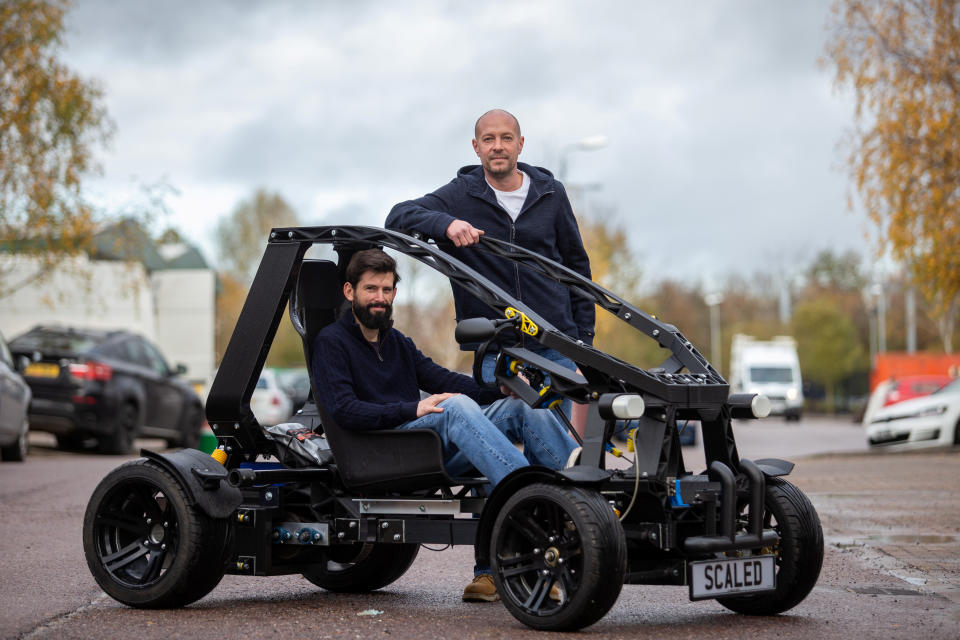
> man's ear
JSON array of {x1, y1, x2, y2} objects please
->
[
  {"x1": 343, "y1": 281, "x2": 354, "y2": 302},
  {"x1": 472, "y1": 138, "x2": 480, "y2": 157}
]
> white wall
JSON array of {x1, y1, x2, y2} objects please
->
[
  {"x1": 152, "y1": 269, "x2": 215, "y2": 382},
  {"x1": 0, "y1": 255, "x2": 156, "y2": 340}
]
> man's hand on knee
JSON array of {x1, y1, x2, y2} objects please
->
[{"x1": 417, "y1": 392, "x2": 458, "y2": 417}]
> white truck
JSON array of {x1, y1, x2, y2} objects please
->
[{"x1": 729, "y1": 334, "x2": 804, "y2": 421}]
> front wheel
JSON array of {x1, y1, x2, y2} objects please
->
[
  {"x1": 491, "y1": 483, "x2": 626, "y2": 631},
  {"x1": 0, "y1": 418, "x2": 28, "y2": 461},
  {"x1": 717, "y1": 477, "x2": 823, "y2": 615},
  {"x1": 83, "y1": 459, "x2": 231, "y2": 608},
  {"x1": 302, "y1": 542, "x2": 419, "y2": 592}
]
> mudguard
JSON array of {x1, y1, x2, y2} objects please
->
[
  {"x1": 753, "y1": 457, "x2": 794, "y2": 477},
  {"x1": 141, "y1": 448, "x2": 242, "y2": 519},
  {"x1": 474, "y1": 465, "x2": 613, "y2": 568}
]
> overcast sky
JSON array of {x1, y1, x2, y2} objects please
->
[{"x1": 62, "y1": 0, "x2": 871, "y2": 286}]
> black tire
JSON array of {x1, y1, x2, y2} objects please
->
[
  {"x1": 953, "y1": 418, "x2": 960, "y2": 445},
  {"x1": 83, "y1": 458, "x2": 231, "y2": 608},
  {"x1": 99, "y1": 403, "x2": 138, "y2": 455},
  {"x1": 1, "y1": 418, "x2": 28, "y2": 462},
  {"x1": 717, "y1": 477, "x2": 823, "y2": 615},
  {"x1": 490, "y1": 483, "x2": 627, "y2": 631},
  {"x1": 167, "y1": 404, "x2": 202, "y2": 450},
  {"x1": 302, "y1": 542, "x2": 419, "y2": 592}
]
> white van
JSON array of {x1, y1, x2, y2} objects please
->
[{"x1": 729, "y1": 335, "x2": 804, "y2": 421}]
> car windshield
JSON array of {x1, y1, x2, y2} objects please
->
[
  {"x1": 932, "y1": 377, "x2": 960, "y2": 395},
  {"x1": 10, "y1": 329, "x2": 101, "y2": 355},
  {"x1": 749, "y1": 366, "x2": 794, "y2": 384}
]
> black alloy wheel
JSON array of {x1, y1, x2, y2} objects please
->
[
  {"x1": 717, "y1": 477, "x2": 824, "y2": 615},
  {"x1": 491, "y1": 483, "x2": 626, "y2": 631},
  {"x1": 302, "y1": 542, "x2": 419, "y2": 592},
  {"x1": 83, "y1": 459, "x2": 230, "y2": 608}
]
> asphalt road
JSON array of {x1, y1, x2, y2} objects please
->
[{"x1": 1, "y1": 418, "x2": 958, "y2": 639}]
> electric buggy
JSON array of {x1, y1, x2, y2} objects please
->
[{"x1": 82, "y1": 225, "x2": 823, "y2": 631}]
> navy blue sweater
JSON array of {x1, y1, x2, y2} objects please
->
[
  {"x1": 386, "y1": 163, "x2": 595, "y2": 346},
  {"x1": 311, "y1": 312, "x2": 502, "y2": 430}
]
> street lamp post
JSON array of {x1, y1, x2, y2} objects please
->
[
  {"x1": 704, "y1": 292, "x2": 724, "y2": 374},
  {"x1": 558, "y1": 135, "x2": 608, "y2": 183}
]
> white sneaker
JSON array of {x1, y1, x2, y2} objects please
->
[{"x1": 565, "y1": 447, "x2": 582, "y2": 468}]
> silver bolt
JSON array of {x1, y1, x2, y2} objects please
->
[
  {"x1": 330, "y1": 229, "x2": 337, "y2": 236},
  {"x1": 349, "y1": 521, "x2": 357, "y2": 528},
  {"x1": 558, "y1": 558, "x2": 564, "y2": 565},
  {"x1": 163, "y1": 521, "x2": 168, "y2": 527},
  {"x1": 419, "y1": 505, "x2": 426, "y2": 512},
  {"x1": 672, "y1": 569, "x2": 679, "y2": 577},
  {"x1": 393, "y1": 534, "x2": 401, "y2": 542},
  {"x1": 225, "y1": 446, "x2": 233, "y2": 453},
  {"x1": 650, "y1": 533, "x2": 658, "y2": 540},
  {"x1": 361, "y1": 503, "x2": 368, "y2": 511},
  {"x1": 313, "y1": 532, "x2": 322, "y2": 541},
  {"x1": 144, "y1": 539, "x2": 149, "y2": 544},
  {"x1": 288, "y1": 231, "x2": 293, "y2": 238},
  {"x1": 533, "y1": 548, "x2": 541, "y2": 554},
  {"x1": 641, "y1": 471, "x2": 648, "y2": 477},
  {"x1": 270, "y1": 232, "x2": 276, "y2": 239},
  {"x1": 542, "y1": 569, "x2": 550, "y2": 576},
  {"x1": 652, "y1": 329, "x2": 660, "y2": 337},
  {"x1": 146, "y1": 518, "x2": 152, "y2": 524},
  {"x1": 548, "y1": 536, "x2": 556, "y2": 543},
  {"x1": 624, "y1": 312, "x2": 632, "y2": 320},
  {"x1": 338, "y1": 531, "x2": 345, "y2": 539},
  {"x1": 264, "y1": 491, "x2": 274, "y2": 501},
  {"x1": 381, "y1": 522, "x2": 389, "y2": 529},
  {"x1": 233, "y1": 423, "x2": 239, "y2": 430},
  {"x1": 161, "y1": 543, "x2": 166, "y2": 550}
]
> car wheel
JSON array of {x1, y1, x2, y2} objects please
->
[
  {"x1": 0, "y1": 418, "x2": 28, "y2": 462},
  {"x1": 491, "y1": 483, "x2": 626, "y2": 631},
  {"x1": 717, "y1": 477, "x2": 824, "y2": 615},
  {"x1": 302, "y1": 542, "x2": 419, "y2": 592},
  {"x1": 953, "y1": 418, "x2": 960, "y2": 446},
  {"x1": 83, "y1": 458, "x2": 231, "y2": 608},
  {"x1": 167, "y1": 404, "x2": 202, "y2": 450},
  {"x1": 100, "y1": 403, "x2": 138, "y2": 455}
]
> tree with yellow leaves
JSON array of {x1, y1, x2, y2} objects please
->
[
  {"x1": 824, "y1": 0, "x2": 960, "y2": 352},
  {"x1": 0, "y1": 0, "x2": 113, "y2": 299}
]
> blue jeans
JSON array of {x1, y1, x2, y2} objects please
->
[
  {"x1": 396, "y1": 394, "x2": 577, "y2": 487},
  {"x1": 481, "y1": 347, "x2": 577, "y2": 417}
]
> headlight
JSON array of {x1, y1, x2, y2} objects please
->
[
  {"x1": 873, "y1": 404, "x2": 948, "y2": 423},
  {"x1": 786, "y1": 388, "x2": 798, "y2": 401},
  {"x1": 910, "y1": 405, "x2": 948, "y2": 418}
]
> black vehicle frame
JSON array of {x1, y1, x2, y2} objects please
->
[{"x1": 82, "y1": 226, "x2": 823, "y2": 631}]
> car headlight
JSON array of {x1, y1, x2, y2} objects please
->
[
  {"x1": 909, "y1": 405, "x2": 948, "y2": 418},
  {"x1": 786, "y1": 388, "x2": 798, "y2": 401},
  {"x1": 874, "y1": 404, "x2": 948, "y2": 423}
]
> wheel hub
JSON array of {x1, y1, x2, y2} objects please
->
[
  {"x1": 543, "y1": 546, "x2": 560, "y2": 568},
  {"x1": 148, "y1": 523, "x2": 165, "y2": 544}
]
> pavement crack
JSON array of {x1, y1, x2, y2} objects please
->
[{"x1": 21, "y1": 592, "x2": 108, "y2": 640}]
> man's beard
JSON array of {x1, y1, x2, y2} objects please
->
[
  {"x1": 484, "y1": 156, "x2": 516, "y2": 179},
  {"x1": 354, "y1": 300, "x2": 393, "y2": 331}
]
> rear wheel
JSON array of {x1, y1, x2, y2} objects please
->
[
  {"x1": 100, "y1": 403, "x2": 138, "y2": 455},
  {"x1": 491, "y1": 483, "x2": 626, "y2": 631},
  {"x1": 1, "y1": 418, "x2": 28, "y2": 461},
  {"x1": 717, "y1": 477, "x2": 823, "y2": 615},
  {"x1": 302, "y1": 542, "x2": 419, "y2": 592},
  {"x1": 83, "y1": 459, "x2": 231, "y2": 607}
]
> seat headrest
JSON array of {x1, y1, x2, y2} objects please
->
[{"x1": 290, "y1": 260, "x2": 344, "y2": 341}]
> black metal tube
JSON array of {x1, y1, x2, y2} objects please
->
[
  {"x1": 708, "y1": 461, "x2": 736, "y2": 541},
  {"x1": 228, "y1": 467, "x2": 332, "y2": 487},
  {"x1": 739, "y1": 459, "x2": 766, "y2": 538}
]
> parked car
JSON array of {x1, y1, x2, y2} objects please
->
[
  {"x1": 865, "y1": 377, "x2": 960, "y2": 449},
  {"x1": 251, "y1": 368, "x2": 293, "y2": 426},
  {"x1": 276, "y1": 367, "x2": 312, "y2": 412},
  {"x1": 10, "y1": 326, "x2": 202, "y2": 454},
  {"x1": 0, "y1": 331, "x2": 31, "y2": 461},
  {"x1": 882, "y1": 375, "x2": 952, "y2": 407}
]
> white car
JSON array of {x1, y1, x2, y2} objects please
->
[
  {"x1": 866, "y1": 377, "x2": 960, "y2": 449},
  {"x1": 251, "y1": 368, "x2": 293, "y2": 426}
]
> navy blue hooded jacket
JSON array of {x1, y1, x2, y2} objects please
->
[
  {"x1": 312, "y1": 311, "x2": 502, "y2": 430},
  {"x1": 386, "y1": 163, "x2": 595, "y2": 347}
]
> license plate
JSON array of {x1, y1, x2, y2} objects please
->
[
  {"x1": 689, "y1": 555, "x2": 776, "y2": 600},
  {"x1": 24, "y1": 362, "x2": 61, "y2": 379}
]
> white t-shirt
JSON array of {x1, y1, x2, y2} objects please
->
[{"x1": 488, "y1": 171, "x2": 530, "y2": 221}]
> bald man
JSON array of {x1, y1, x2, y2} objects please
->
[{"x1": 386, "y1": 109, "x2": 594, "y2": 420}]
